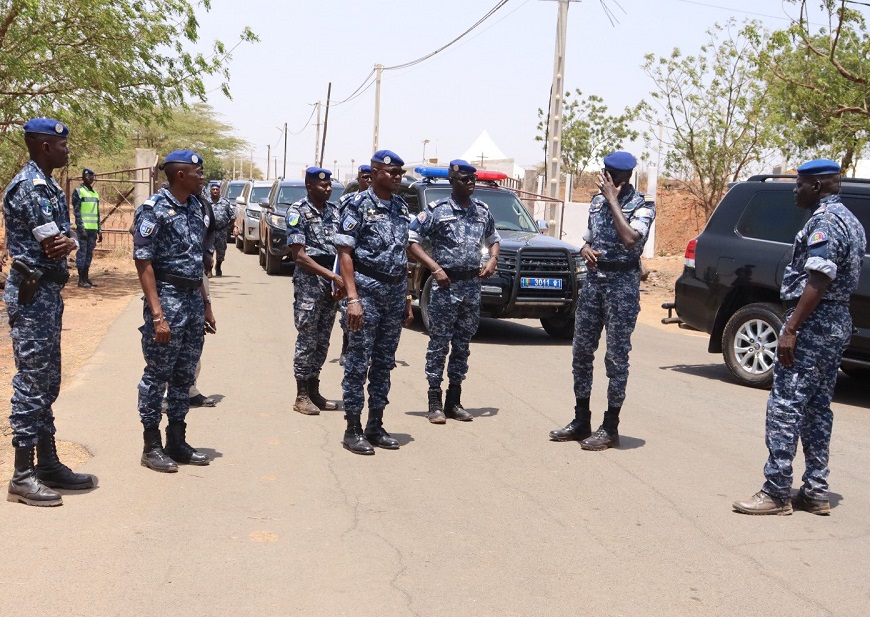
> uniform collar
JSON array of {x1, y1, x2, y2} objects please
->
[
  {"x1": 26, "y1": 159, "x2": 53, "y2": 185},
  {"x1": 445, "y1": 196, "x2": 477, "y2": 212},
  {"x1": 813, "y1": 193, "x2": 840, "y2": 215},
  {"x1": 159, "y1": 187, "x2": 194, "y2": 211}
]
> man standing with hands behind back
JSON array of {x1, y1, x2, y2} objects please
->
[{"x1": 549, "y1": 151, "x2": 655, "y2": 451}]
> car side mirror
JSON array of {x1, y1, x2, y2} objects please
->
[
  {"x1": 235, "y1": 197, "x2": 246, "y2": 206},
  {"x1": 536, "y1": 219, "x2": 549, "y2": 232},
  {"x1": 259, "y1": 199, "x2": 271, "y2": 209}
]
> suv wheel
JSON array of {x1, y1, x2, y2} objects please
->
[
  {"x1": 722, "y1": 303, "x2": 784, "y2": 388},
  {"x1": 235, "y1": 232, "x2": 243, "y2": 250},
  {"x1": 540, "y1": 313, "x2": 575, "y2": 339},
  {"x1": 419, "y1": 276, "x2": 434, "y2": 332}
]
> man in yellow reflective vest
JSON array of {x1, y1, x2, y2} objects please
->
[{"x1": 72, "y1": 168, "x2": 102, "y2": 287}]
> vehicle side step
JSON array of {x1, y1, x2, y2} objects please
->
[{"x1": 661, "y1": 302, "x2": 683, "y2": 325}]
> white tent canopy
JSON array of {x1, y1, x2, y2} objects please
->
[{"x1": 460, "y1": 130, "x2": 524, "y2": 180}]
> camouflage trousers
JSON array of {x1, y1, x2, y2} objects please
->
[
  {"x1": 293, "y1": 271, "x2": 338, "y2": 379},
  {"x1": 137, "y1": 283, "x2": 205, "y2": 427},
  {"x1": 75, "y1": 229, "x2": 98, "y2": 269},
  {"x1": 762, "y1": 303, "x2": 851, "y2": 501},
  {"x1": 3, "y1": 273, "x2": 65, "y2": 447},
  {"x1": 342, "y1": 276, "x2": 405, "y2": 415},
  {"x1": 425, "y1": 278, "x2": 480, "y2": 387},
  {"x1": 572, "y1": 271, "x2": 641, "y2": 407},
  {"x1": 213, "y1": 230, "x2": 229, "y2": 262}
]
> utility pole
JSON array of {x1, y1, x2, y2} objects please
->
[
  {"x1": 266, "y1": 144, "x2": 271, "y2": 180},
  {"x1": 232, "y1": 157, "x2": 236, "y2": 180},
  {"x1": 543, "y1": 0, "x2": 579, "y2": 237},
  {"x1": 314, "y1": 102, "x2": 322, "y2": 165},
  {"x1": 249, "y1": 150, "x2": 254, "y2": 179},
  {"x1": 282, "y1": 122, "x2": 288, "y2": 179},
  {"x1": 372, "y1": 63, "x2": 383, "y2": 153},
  {"x1": 320, "y1": 82, "x2": 332, "y2": 168}
]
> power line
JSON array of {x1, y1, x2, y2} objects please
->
[
  {"x1": 287, "y1": 104, "x2": 318, "y2": 136},
  {"x1": 675, "y1": 0, "x2": 793, "y2": 21}
]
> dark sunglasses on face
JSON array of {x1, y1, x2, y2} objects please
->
[
  {"x1": 455, "y1": 174, "x2": 477, "y2": 184},
  {"x1": 359, "y1": 173, "x2": 372, "y2": 180}
]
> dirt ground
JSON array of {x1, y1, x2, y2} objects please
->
[{"x1": 0, "y1": 252, "x2": 141, "y2": 478}]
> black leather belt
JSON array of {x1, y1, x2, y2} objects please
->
[
  {"x1": 783, "y1": 298, "x2": 845, "y2": 311},
  {"x1": 154, "y1": 270, "x2": 202, "y2": 289},
  {"x1": 310, "y1": 254, "x2": 336, "y2": 268},
  {"x1": 443, "y1": 267, "x2": 480, "y2": 281},
  {"x1": 35, "y1": 267, "x2": 69, "y2": 284},
  {"x1": 354, "y1": 260, "x2": 405, "y2": 285},
  {"x1": 596, "y1": 260, "x2": 639, "y2": 272}
]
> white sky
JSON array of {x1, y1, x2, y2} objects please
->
[{"x1": 193, "y1": 0, "x2": 812, "y2": 179}]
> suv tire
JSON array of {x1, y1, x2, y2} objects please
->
[
  {"x1": 243, "y1": 235, "x2": 256, "y2": 255},
  {"x1": 540, "y1": 313, "x2": 575, "y2": 339},
  {"x1": 235, "y1": 233, "x2": 243, "y2": 250},
  {"x1": 419, "y1": 276, "x2": 434, "y2": 332},
  {"x1": 722, "y1": 302, "x2": 784, "y2": 389},
  {"x1": 265, "y1": 245, "x2": 282, "y2": 275}
]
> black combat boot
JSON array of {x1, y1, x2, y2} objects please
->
[
  {"x1": 444, "y1": 384, "x2": 472, "y2": 422},
  {"x1": 364, "y1": 409, "x2": 400, "y2": 449},
  {"x1": 141, "y1": 426, "x2": 178, "y2": 473},
  {"x1": 77, "y1": 268, "x2": 92, "y2": 288},
  {"x1": 581, "y1": 405, "x2": 621, "y2": 451},
  {"x1": 343, "y1": 414, "x2": 374, "y2": 455},
  {"x1": 294, "y1": 378, "x2": 321, "y2": 415},
  {"x1": 427, "y1": 387, "x2": 446, "y2": 424},
  {"x1": 85, "y1": 267, "x2": 98, "y2": 287},
  {"x1": 549, "y1": 397, "x2": 592, "y2": 441},
  {"x1": 7, "y1": 446, "x2": 63, "y2": 506},
  {"x1": 308, "y1": 376, "x2": 337, "y2": 411},
  {"x1": 35, "y1": 434, "x2": 95, "y2": 489},
  {"x1": 164, "y1": 421, "x2": 210, "y2": 465},
  {"x1": 215, "y1": 260, "x2": 223, "y2": 277}
]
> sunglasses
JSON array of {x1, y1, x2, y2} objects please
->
[{"x1": 454, "y1": 174, "x2": 477, "y2": 184}]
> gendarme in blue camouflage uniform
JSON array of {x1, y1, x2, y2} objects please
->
[
  {"x1": 287, "y1": 167, "x2": 343, "y2": 415},
  {"x1": 734, "y1": 159, "x2": 866, "y2": 516},
  {"x1": 408, "y1": 159, "x2": 500, "y2": 424},
  {"x1": 209, "y1": 181, "x2": 235, "y2": 276},
  {"x1": 132, "y1": 149, "x2": 212, "y2": 472},
  {"x1": 335, "y1": 150, "x2": 411, "y2": 454},
  {"x1": 550, "y1": 151, "x2": 655, "y2": 450},
  {"x1": 4, "y1": 118, "x2": 94, "y2": 507}
]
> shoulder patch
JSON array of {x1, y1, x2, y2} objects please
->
[
  {"x1": 41, "y1": 199, "x2": 53, "y2": 217},
  {"x1": 808, "y1": 230, "x2": 829, "y2": 246},
  {"x1": 287, "y1": 213, "x2": 300, "y2": 227},
  {"x1": 633, "y1": 207, "x2": 653, "y2": 219},
  {"x1": 139, "y1": 220, "x2": 156, "y2": 237},
  {"x1": 342, "y1": 214, "x2": 359, "y2": 232},
  {"x1": 417, "y1": 211, "x2": 427, "y2": 223},
  {"x1": 32, "y1": 178, "x2": 47, "y2": 187}
]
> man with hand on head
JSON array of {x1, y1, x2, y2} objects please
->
[
  {"x1": 287, "y1": 166, "x2": 345, "y2": 415},
  {"x1": 132, "y1": 149, "x2": 215, "y2": 473},
  {"x1": 408, "y1": 159, "x2": 500, "y2": 424},
  {"x1": 334, "y1": 150, "x2": 413, "y2": 455},
  {"x1": 4, "y1": 118, "x2": 94, "y2": 507}
]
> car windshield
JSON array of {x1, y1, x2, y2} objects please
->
[
  {"x1": 422, "y1": 187, "x2": 538, "y2": 233},
  {"x1": 226, "y1": 183, "x2": 246, "y2": 200},
  {"x1": 250, "y1": 186, "x2": 271, "y2": 204},
  {"x1": 276, "y1": 186, "x2": 307, "y2": 205}
]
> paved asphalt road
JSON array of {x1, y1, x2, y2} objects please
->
[{"x1": 2, "y1": 249, "x2": 868, "y2": 616}]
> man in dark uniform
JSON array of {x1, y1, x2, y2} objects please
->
[
  {"x1": 337, "y1": 164, "x2": 373, "y2": 366},
  {"x1": 72, "y1": 168, "x2": 102, "y2": 288},
  {"x1": 549, "y1": 151, "x2": 655, "y2": 450},
  {"x1": 408, "y1": 159, "x2": 500, "y2": 424},
  {"x1": 132, "y1": 149, "x2": 216, "y2": 473},
  {"x1": 4, "y1": 118, "x2": 94, "y2": 506},
  {"x1": 335, "y1": 150, "x2": 413, "y2": 454},
  {"x1": 734, "y1": 159, "x2": 866, "y2": 516},
  {"x1": 208, "y1": 182, "x2": 235, "y2": 277},
  {"x1": 287, "y1": 166, "x2": 345, "y2": 415}
]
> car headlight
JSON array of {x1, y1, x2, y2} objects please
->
[
  {"x1": 573, "y1": 253, "x2": 587, "y2": 276},
  {"x1": 269, "y1": 213, "x2": 285, "y2": 228},
  {"x1": 246, "y1": 208, "x2": 259, "y2": 219}
]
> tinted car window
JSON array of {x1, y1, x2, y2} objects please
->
[
  {"x1": 422, "y1": 187, "x2": 538, "y2": 233},
  {"x1": 399, "y1": 187, "x2": 420, "y2": 214},
  {"x1": 250, "y1": 186, "x2": 271, "y2": 204},
  {"x1": 226, "y1": 183, "x2": 247, "y2": 201},
  {"x1": 276, "y1": 186, "x2": 306, "y2": 205},
  {"x1": 736, "y1": 191, "x2": 809, "y2": 244},
  {"x1": 841, "y1": 194, "x2": 870, "y2": 254}
]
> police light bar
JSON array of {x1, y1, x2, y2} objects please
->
[{"x1": 415, "y1": 166, "x2": 508, "y2": 181}]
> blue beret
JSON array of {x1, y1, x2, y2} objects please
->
[
  {"x1": 372, "y1": 150, "x2": 404, "y2": 167},
  {"x1": 358, "y1": 164, "x2": 372, "y2": 173},
  {"x1": 82, "y1": 168, "x2": 95, "y2": 176},
  {"x1": 209, "y1": 181, "x2": 220, "y2": 187},
  {"x1": 797, "y1": 159, "x2": 840, "y2": 176},
  {"x1": 23, "y1": 118, "x2": 69, "y2": 137},
  {"x1": 164, "y1": 149, "x2": 203, "y2": 166},
  {"x1": 603, "y1": 151, "x2": 637, "y2": 171},
  {"x1": 305, "y1": 166, "x2": 332, "y2": 181},
  {"x1": 449, "y1": 159, "x2": 476, "y2": 174}
]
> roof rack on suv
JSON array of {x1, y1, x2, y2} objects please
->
[{"x1": 747, "y1": 174, "x2": 870, "y2": 185}]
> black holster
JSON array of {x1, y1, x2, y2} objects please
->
[{"x1": 11, "y1": 261, "x2": 42, "y2": 305}]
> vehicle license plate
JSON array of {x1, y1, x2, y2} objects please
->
[{"x1": 520, "y1": 277, "x2": 562, "y2": 290}]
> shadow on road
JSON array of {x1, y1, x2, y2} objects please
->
[
  {"x1": 473, "y1": 318, "x2": 569, "y2": 346},
  {"x1": 195, "y1": 448, "x2": 224, "y2": 460},
  {"x1": 391, "y1": 433, "x2": 414, "y2": 447}
]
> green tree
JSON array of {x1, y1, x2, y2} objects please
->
[
  {"x1": 0, "y1": 0, "x2": 257, "y2": 178},
  {"x1": 536, "y1": 91, "x2": 642, "y2": 183},
  {"x1": 641, "y1": 21, "x2": 776, "y2": 219},
  {"x1": 757, "y1": 1, "x2": 870, "y2": 172}
]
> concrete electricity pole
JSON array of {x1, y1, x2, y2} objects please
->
[
  {"x1": 267, "y1": 144, "x2": 271, "y2": 180},
  {"x1": 372, "y1": 63, "x2": 383, "y2": 153},
  {"x1": 543, "y1": 0, "x2": 580, "y2": 237},
  {"x1": 314, "y1": 101, "x2": 322, "y2": 166}
]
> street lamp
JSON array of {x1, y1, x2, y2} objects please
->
[{"x1": 422, "y1": 139, "x2": 430, "y2": 163}]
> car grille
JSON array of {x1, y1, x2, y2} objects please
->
[{"x1": 498, "y1": 249, "x2": 573, "y2": 298}]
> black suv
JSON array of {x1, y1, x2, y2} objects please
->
[
  {"x1": 343, "y1": 177, "x2": 586, "y2": 338},
  {"x1": 673, "y1": 175, "x2": 870, "y2": 387},
  {"x1": 258, "y1": 179, "x2": 344, "y2": 275}
]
